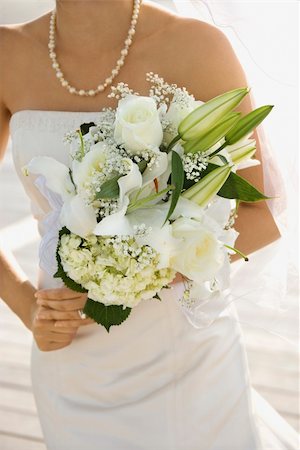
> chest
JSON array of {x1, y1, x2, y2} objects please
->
[{"x1": 7, "y1": 29, "x2": 180, "y2": 114}]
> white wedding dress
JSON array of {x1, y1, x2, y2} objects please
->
[{"x1": 9, "y1": 109, "x2": 298, "y2": 450}]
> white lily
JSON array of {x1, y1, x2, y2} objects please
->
[
  {"x1": 225, "y1": 135, "x2": 260, "y2": 170},
  {"x1": 60, "y1": 195, "x2": 97, "y2": 238},
  {"x1": 93, "y1": 160, "x2": 142, "y2": 235},
  {"x1": 118, "y1": 159, "x2": 143, "y2": 204},
  {"x1": 93, "y1": 196, "x2": 132, "y2": 236},
  {"x1": 127, "y1": 206, "x2": 177, "y2": 268},
  {"x1": 72, "y1": 141, "x2": 107, "y2": 193},
  {"x1": 135, "y1": 150, "x2": 170, "y2": 203},
  {"x1": 24, "y1": 156, "x2": 75, "y2": 201}
]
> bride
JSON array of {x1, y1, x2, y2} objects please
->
[{"x1": 0, "y1": 1, "x2": 294, "y2": 449}]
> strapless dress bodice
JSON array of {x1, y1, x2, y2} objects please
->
[{"x1": 9, "y1": 109, "x2": 103, "y2": 227}]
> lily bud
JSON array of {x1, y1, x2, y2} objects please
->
[
  {"x1": 178, "y1": 88, "x2": 249, "y2": 141},
  {"x1": 224, "y1": 105, "x2": 274, "y2": 145},
  {"x1": 182, "y1": 164, "x2": 232, "y2": 207},
  {"x1": 183, "y1": 112, "x2": 241, "y2": 154},
  {"x1": 226, "y1": 139, "x2": 256, "y2": 165}
]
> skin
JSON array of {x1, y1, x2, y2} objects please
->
[{"x1": 0, "y1": 0, "x2": 281, "y2": 351}]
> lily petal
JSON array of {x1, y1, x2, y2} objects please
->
[
  {"x1": 141, "y1": 151, "x2": 169, "y2": 187},
  {"x1": 25, "y1": 156, "x2": 75, "y2": 201},
  {"x1": 93, "y1": 196, "x2": 133, "y2": 236},
  {"x1": 118, "y1": 160, "x2": 143, "y2": 204},
  {"x1": 60, "y1": 195, "x2": 97, "y2": 238}
]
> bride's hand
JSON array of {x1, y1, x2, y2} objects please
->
[{"x1": 31, "y1": 287, "x2": 94, "y2": 352}]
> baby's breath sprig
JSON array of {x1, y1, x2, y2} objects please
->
[
  {"x1": 133, "y1": 223, "x2": 153, "y2": 237},
  {"x1": 108, "y1": 82, "x2": 139, "y2": 99},
  {"x1": 146, "y1": 72, "x2": 178, "y2": 104},
  {"x1": 182, "y1": 152, "x2": 209, "y2": 182},
  {"x1": 146, "y1": 72, "x2": 194, "y2": 109}
]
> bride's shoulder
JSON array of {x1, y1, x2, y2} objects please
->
[
  {"x1": 0, "y1": 12, "x2": 49, "y2": 56},
  {"x1": 144, "y1": 3, "x2": 244, "y2": 100},
  {"x1": 162, "y1": 16, "x2": 247, "y2": 101}
]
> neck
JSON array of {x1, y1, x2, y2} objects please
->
[{"x1": 55, "y1": 1, "x2": 140, "y2": 52}]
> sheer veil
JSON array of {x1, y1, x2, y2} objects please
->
[{"x1": 154, "y1": 0, "x2": 298, "y2": 345}]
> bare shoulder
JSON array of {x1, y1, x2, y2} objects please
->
[
  {"x1": 0, "y1": 11, "x2": 50, "y2": 53},
  {"x1": 164, "y1": 17, "x2": 249, "y2": 101},
  {"x1": 0, "y1": 13, "x2": 49, "y2": 103}
]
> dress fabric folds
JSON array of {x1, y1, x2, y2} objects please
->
[{"x1": 9, "y1": 110, "x2": 298, "y2": 450}]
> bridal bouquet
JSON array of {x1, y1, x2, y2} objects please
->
[{"x1": 24, "y1": 73, "x2": 272, "y2": 331}]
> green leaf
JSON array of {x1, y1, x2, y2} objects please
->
[
  {"x1": 218, "y1": 171, "x2": 271, "y2": 202},
  {"x1": 54, "y1": 227, "x2": 87, "y2": 293},
  {"x1": 137, "y1": 160, "x2": 148, "y2": 173},
  {"x1": 225, "y1": 105, "x2": 274, "y2": 145},
  {"x1": 95, "y1": 174, "x2": 121, "y2": 199},
  {"x1": 164, "y1": 151, "x2": 184, "y2": 224},
  {"x1": 203, "y1": 163, "x2": 271, "y2": 202},
  {"x1": 153, "y1": 293, "x2": 162, "y2": 301},
  {"x1": 83, "y1": 299, "x2": 131, "y2": 332},
  {"x1": 80, "y1": 122, "x2": 96, "y2": 136}
]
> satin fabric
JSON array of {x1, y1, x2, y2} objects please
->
[{"x1": 8, "y1": 110, "x2": 293, "y2": 450}]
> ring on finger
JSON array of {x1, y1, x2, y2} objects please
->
[{"x1": 78, "y1": 309, "x2": 87, "y2": 320}]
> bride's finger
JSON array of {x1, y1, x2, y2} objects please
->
[
  {"x1": 36, "y1": 297, "x2": 87, "y2": 311},
  {"x1": 37, "y1": 309, "x2": 81, "y2": 321},
  {"x1": 54, "y1": 318, "x2": 95, "y2": 328},
  {"x1": 35, "y1": 287, "x2": 87, "y2": 300},
  {"x1": 34, "y1": 331, "x2": 77, "y2": 343}
]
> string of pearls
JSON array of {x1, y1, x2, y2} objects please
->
[{"x1": 48, "y1": 0, "x2": 142, "y2": 97}]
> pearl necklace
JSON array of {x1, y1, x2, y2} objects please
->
[{"x1": 48, "y1": 0, "x2": 142, "y2": 97}]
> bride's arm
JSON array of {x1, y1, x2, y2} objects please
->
[
  {"x1": 0, "y1": 100, "x2": 36, "y2": 329},
  {"x1": 0, "y1": 95, "x2": 92, "y2": 350},
  {"x1": 175, "y1": 19, "x2": 281, "y2": 261}
]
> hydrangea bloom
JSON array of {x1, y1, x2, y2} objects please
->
[{"x1": 59, "y1": 233, "x2": 175, "y2": 308}]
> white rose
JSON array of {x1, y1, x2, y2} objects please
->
[
  {"x1": 114, "y1": 95, "x2": 163, "y2": 154},
  {"x1": 170, "y1": 217, "x2": 224, "y2": 283}
]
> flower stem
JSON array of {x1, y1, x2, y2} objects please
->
[
  {"x1": 166, "y1": 135, "x2": 181, "y2": 153},
  {"x1": 77, "y1": 129, "x2": 85, "y2": 159},
  {"x1": 208, "y1": 141, "x2": 227, "y2": 158},
  {"x1": 224, "y1": 244, "x2": 249, "y2": 261}
]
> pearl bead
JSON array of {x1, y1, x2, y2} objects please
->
[{"x1": 48, "y1": 0, "x2": 142, "y2": 97}]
